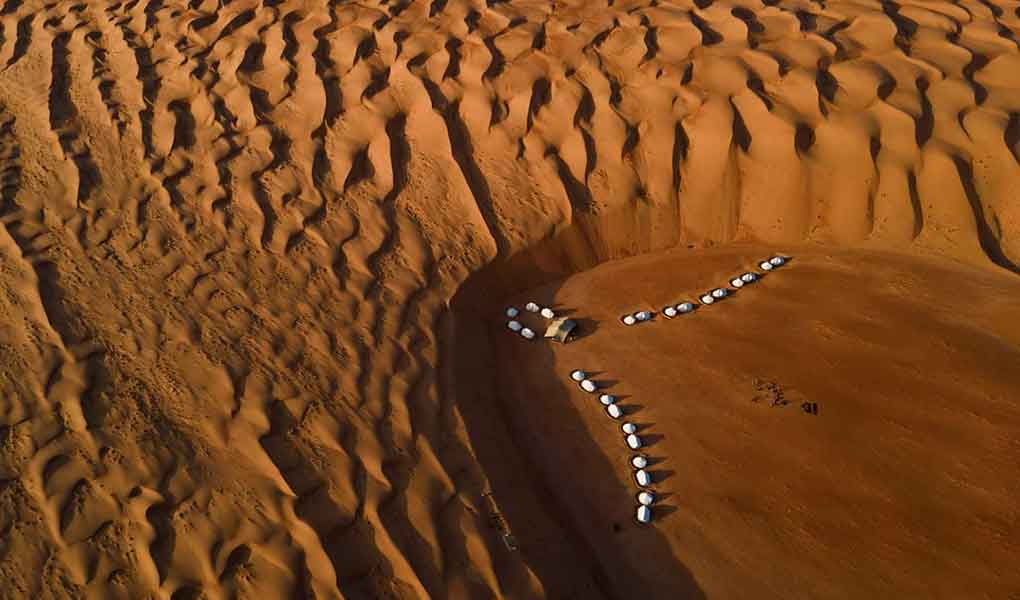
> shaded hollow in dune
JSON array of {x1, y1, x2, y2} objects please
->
[
  {"x1": 451, "y1": 222, "x2": 707, "y2": 599},
  {"x1": 451, "y1": 228, "x2": 1020, "y2": 598}
]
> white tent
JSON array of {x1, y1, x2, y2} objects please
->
[
  {"x1": 508, "y1": 320, "x2": 522, "y2": 332},
  {"x1": 637, "y1": 491, "x2": 655, "y2": 506},
  {"x1": 621, "y1": 422, "x2": 636, "y2": 434},
  {"x1": 636, "y1": 505, "x2": 652, "y2": 523},
  {"x1": 631, "y1": 454, "x2": 648, "y2": 469},
  {"x1": 635, "y1": 469, "x2": 651, "y2": 487},
  {"x1": 599, "y1": 394, "x2": 616, "y2": 406},
  {"x1": 580, "y1": 379, "x2": 597, "y2": 393},
  {"x1": 506, "y1": 307, "x2": 519, "y2": 318},
  {"x1": 626, "y1": 434, "x2": 643, "y2": 449}
]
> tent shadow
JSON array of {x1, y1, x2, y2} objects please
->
[
  {"x1": 640, "y1": 433, "x2": 665, "y2": 447},
  {"x1": 649, "y1": 468, "x2": 675, "y2": 484},
  {"x1": 568, "y1": 316, "x2": 599, "y2": 340},
  {"x1": 652, "y1": 504, "x2": 679, "y2": 520},
  {"x1": 645, "y1": 455, "x2": 668, "y2": 467}
]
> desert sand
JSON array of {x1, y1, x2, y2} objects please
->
[{"x1": 0, "y1": 0, "x2": 1018, "y2": 597}]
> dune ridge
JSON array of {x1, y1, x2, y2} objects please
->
[{"x1": 0, "y1": 0, "x2": 1018, "y2": 597}]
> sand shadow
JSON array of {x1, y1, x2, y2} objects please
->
[{"x1": 451, "y1": 270, "x2": 706, "y2": 599}]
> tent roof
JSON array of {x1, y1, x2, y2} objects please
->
[{"x1": 544, "y1": 317, "x2": 576, "y2": 342}]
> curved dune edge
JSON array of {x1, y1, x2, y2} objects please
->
[
  {"x1": 0, "y1": 0, "x2": 1018, "y2": 597},
  {"x1": 454, "y1": 244, "x2": 1020, "y2": 599}
]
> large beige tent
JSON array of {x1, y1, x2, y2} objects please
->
[{"x1": 544, "y1": 317, "x2": 577, "y2": 343}]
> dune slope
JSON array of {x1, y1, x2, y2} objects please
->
[{"x1": 457, "y1": 245, "x2": 1020, "y2": 599}]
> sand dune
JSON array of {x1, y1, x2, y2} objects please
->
[
  {"x1": 0, "y1": 0, "x2": 1018, "y2": 597},
  {"x1": 457, "y1": 246, "x2": 1020, "y2": 598}
]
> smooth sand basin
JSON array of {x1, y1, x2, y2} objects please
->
[{"x1": 476, "y1": 245, "x2": 1020, "y2": 599}]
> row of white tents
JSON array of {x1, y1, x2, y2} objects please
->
[
  {"x1": 505, "y1": 302, "x2": 555, "y2": 340},
  {"x1": 504, "y1": 303, "x2": 579, "y2": 343},
  {"x1": 570, "y1": 369, "x2": 657, "y2": 525},
  {"x1": 497, "y1": 254, "x2": 792, "y2": 526},
  {"x1": 621, "y1": 255, "x2": 788, "y2": 323}
]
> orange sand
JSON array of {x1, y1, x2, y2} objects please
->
[
  {"x1": 1, "y1": 0, "x2": 1019, "y2": 597},
  {"x1": 458, "y1": 245, "x2": 1020, "y2": 598}
]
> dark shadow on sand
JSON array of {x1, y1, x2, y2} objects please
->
[{"x1": 450, "y1": 262, "x2": 706, "y2": 600}]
